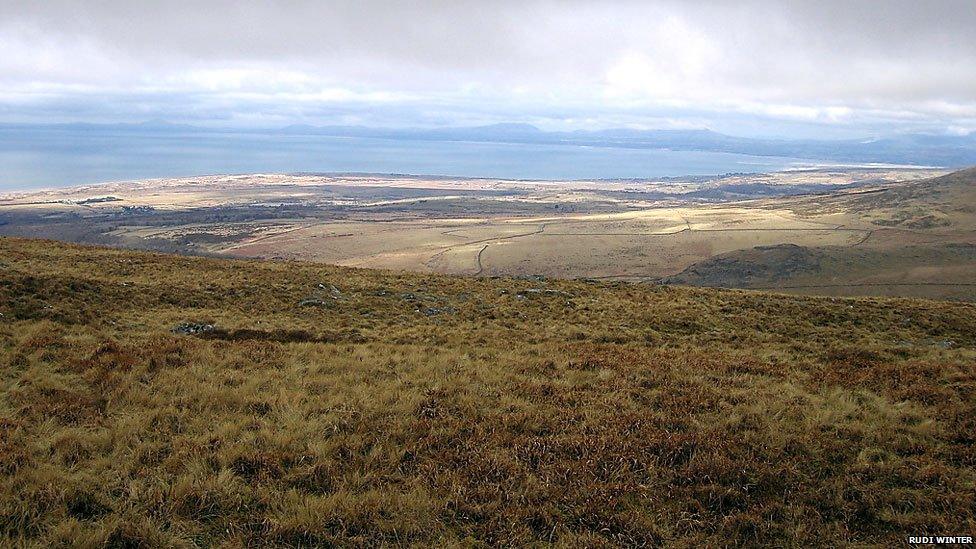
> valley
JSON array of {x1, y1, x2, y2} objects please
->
[{"x1": 3, "y1": 166, "x2": 975, "y2": 300}]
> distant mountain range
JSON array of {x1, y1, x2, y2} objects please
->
[{"x1": 5, "y1": 121, "x2": 976, "y2": 167}]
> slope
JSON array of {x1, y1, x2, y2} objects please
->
[
  {"x1": 664, "y1": 167, "x2": 976, "y2": 300},
  {"x1": 0, "y1": 237, "x2": 974, "y2": 546}
]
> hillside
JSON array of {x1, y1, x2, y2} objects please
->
[
  {"x1": 1, "y1": 237, "x2": 975, "y2": 546},
  {"x1": 799, "y1": 166, "x2": 976, "y2": 229},
  {"x1": 665, "y1": 168, "x2": 976, "y2": 300}
]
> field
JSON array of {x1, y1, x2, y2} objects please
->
[
  {"x1": 1, "y1": 236, "x2": 974, "y2": 546},
  {"x1": 2, "y1": 167, "x2": 975, "y2": 301}
]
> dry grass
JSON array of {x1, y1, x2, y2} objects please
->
[{"x1": 1, "y1": 236, "x2": 974, "y2": 547}]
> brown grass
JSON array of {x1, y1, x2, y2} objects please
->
[{"x1": 1, "y1": 236, "x2": 974, "y2": 546}]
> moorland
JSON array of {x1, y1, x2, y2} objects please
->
[
  {"x1": 3, "y1": 166, "x2": 974, "y2": 301},
  {"x1": 0, "y1": 236, "x2": 974, "y2": 546}
]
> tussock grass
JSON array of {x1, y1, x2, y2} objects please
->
[{"x1": 1, "y1": 237, "x2": 974, "y2": 546}]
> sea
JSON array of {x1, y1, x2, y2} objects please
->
[{"x1": 0, "y1": 125, "x2": 823, "y2": 191}]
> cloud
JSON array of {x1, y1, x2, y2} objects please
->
[{"x1": 1, "y1": 0, "x2": 975, "y2": 136}]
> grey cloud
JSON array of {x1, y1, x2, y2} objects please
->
[{"x1": 1, "y1": 1, "x2": 975, "y2": 134}]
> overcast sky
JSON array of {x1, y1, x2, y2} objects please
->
[{"x1": 2, "y1": 0, "x2": 975, "y2": 138}]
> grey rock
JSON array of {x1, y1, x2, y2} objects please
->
[
  {"x1": 299, "y1": 298, "x2": 332, "y2": 308},
  {"x1": 420, "y1": 306, "x2": 456, "y2": 316},
  {"x1": 172, "y1": 322, "x2": 215, "y2": 335},
  {"x1": 318, "y1": 283, "x2": 343, "y2": 298}
]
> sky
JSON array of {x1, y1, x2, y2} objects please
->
[{"x1": 1, "y1": 0, "x2": 975, "y2": 138}]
